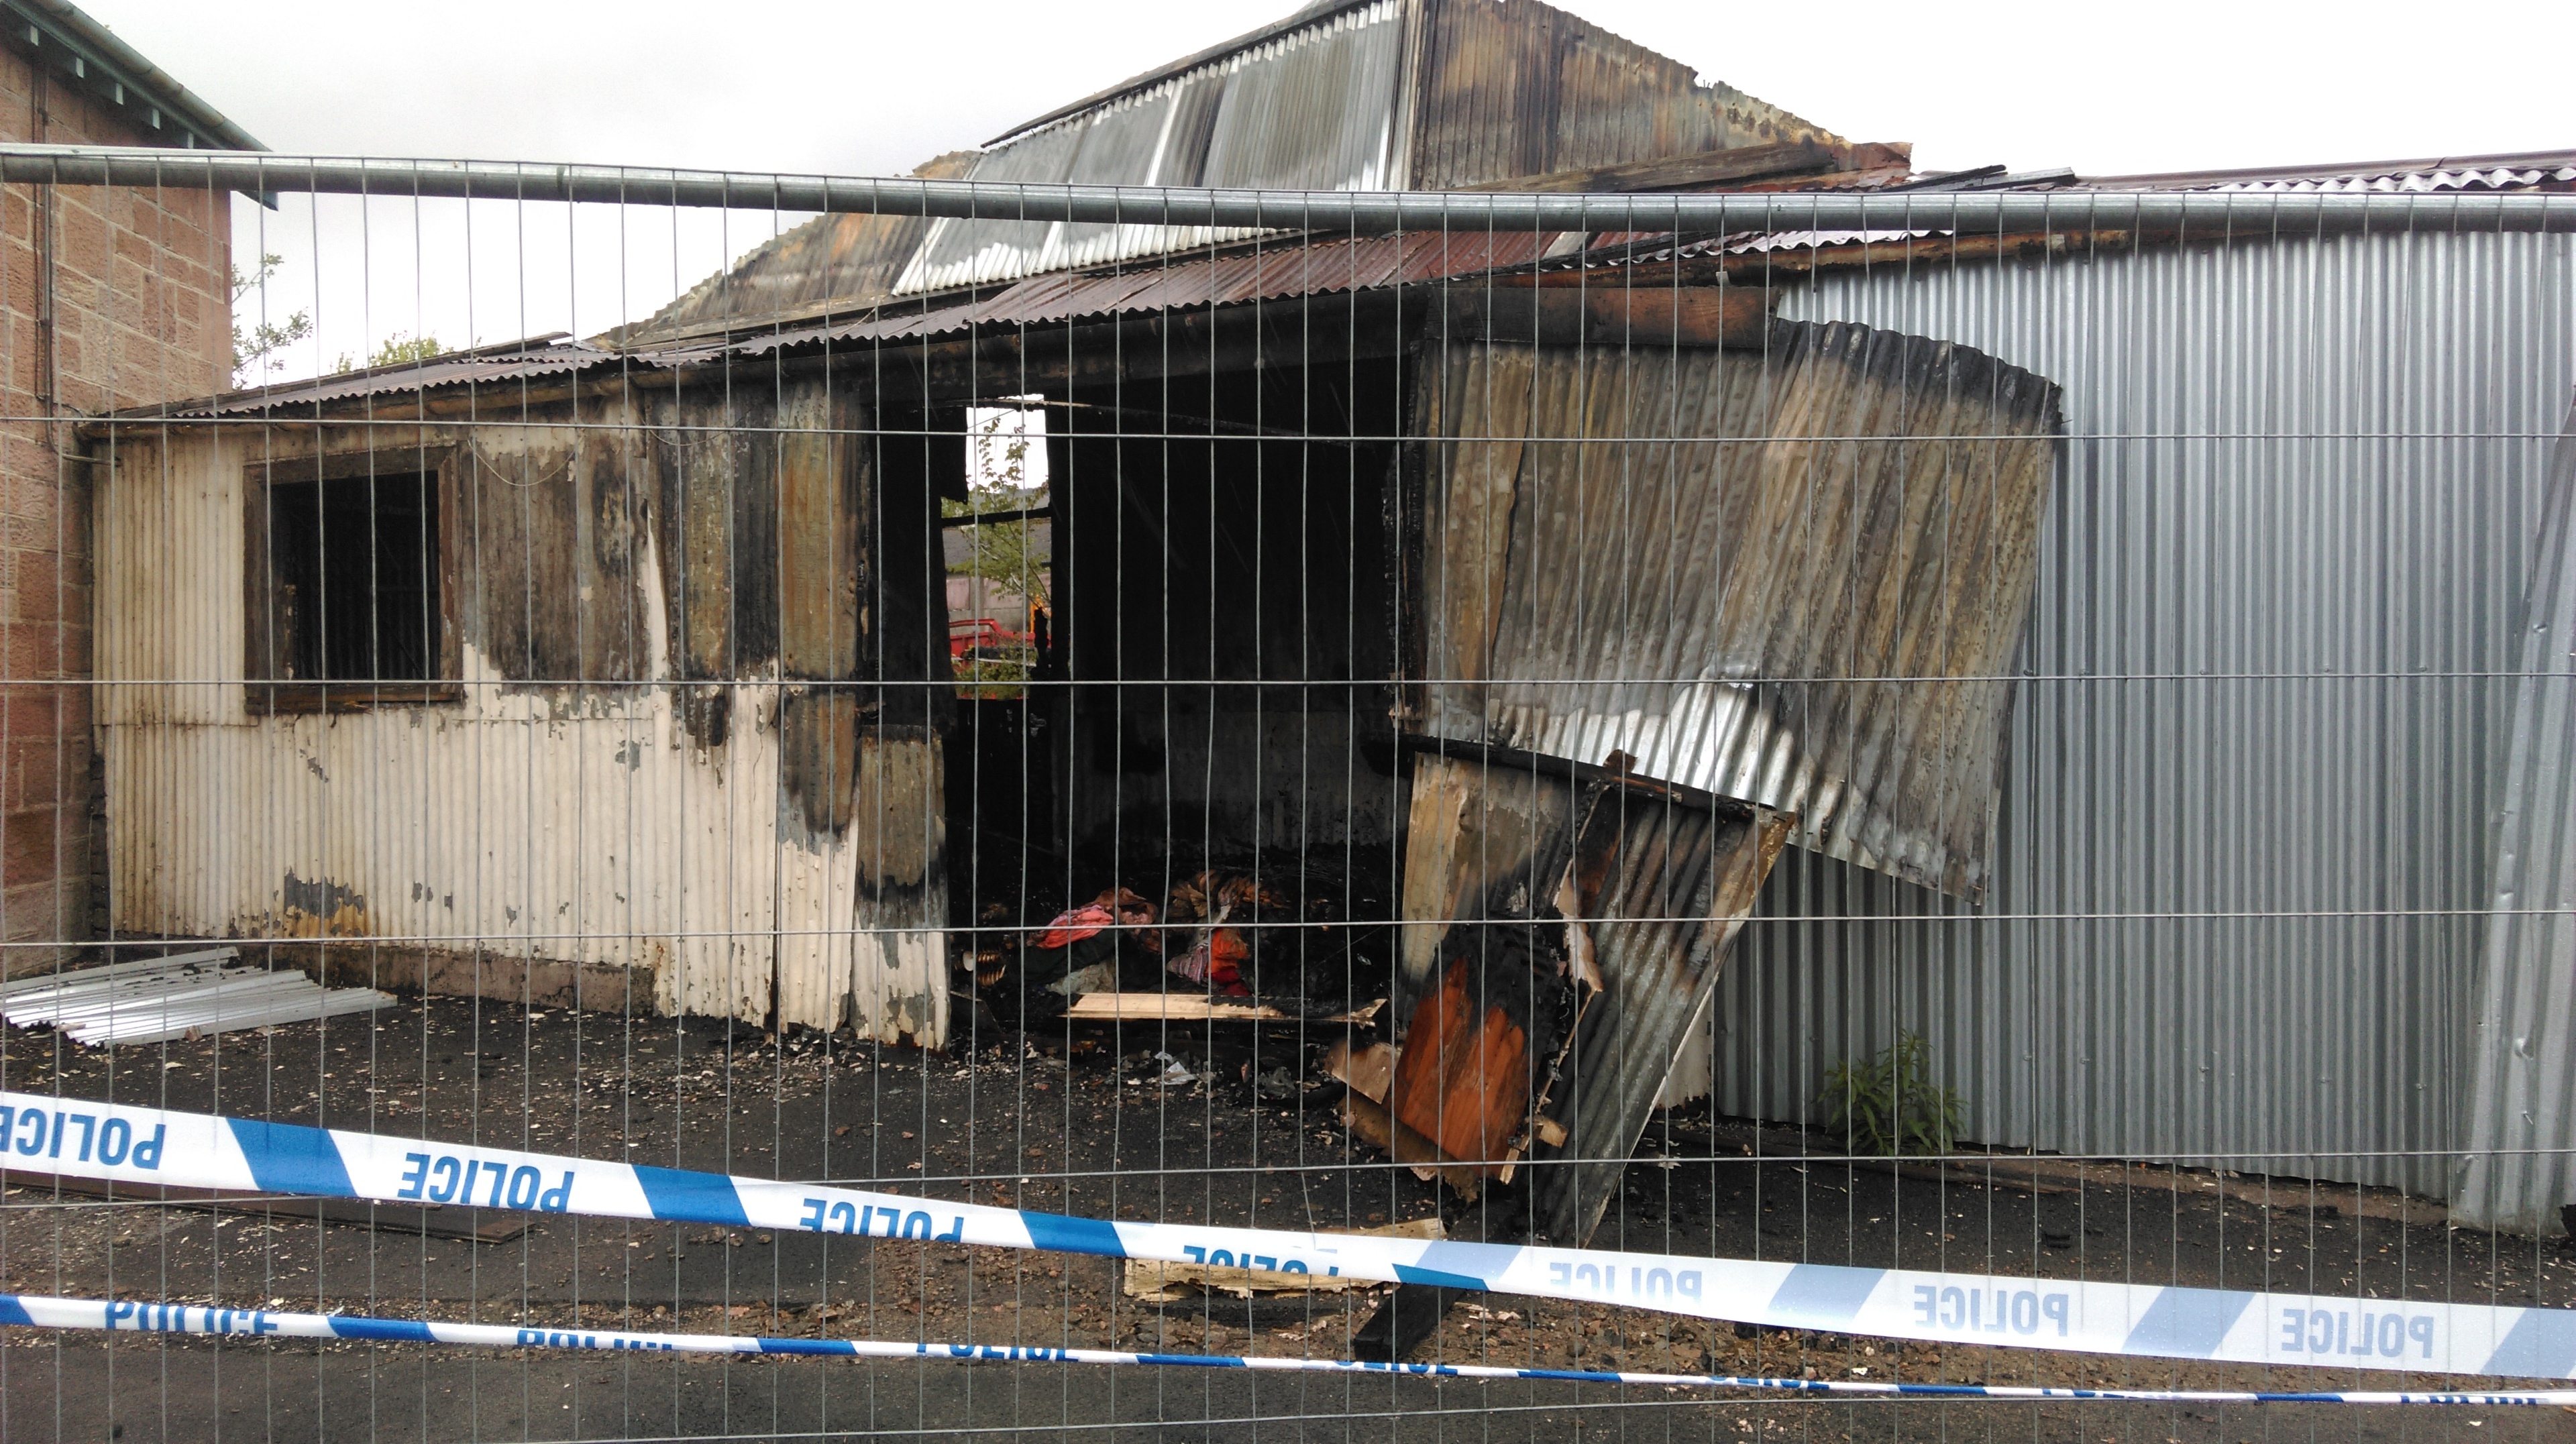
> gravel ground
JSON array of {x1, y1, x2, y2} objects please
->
[{"x1": 0, "y1": 993, "x2": 2569, "y2": 1442}]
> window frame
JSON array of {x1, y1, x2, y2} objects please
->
[{"x1": 241, "y1": 445, "x2": 463, "y2": 714}]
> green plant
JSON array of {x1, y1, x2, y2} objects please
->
[{"x1": 1818, "y1": 1031, "x2": 1963, "y2": 1156}]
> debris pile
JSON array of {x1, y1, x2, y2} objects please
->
[{"x1": 996, "y1": 867, "x2": 1377, "y2": 1021}]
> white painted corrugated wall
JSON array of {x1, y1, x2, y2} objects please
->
[
  {"x1": 1662, "y1": 229, "x2": 2576, "y2": 1208},
  {"x1": 93, "y1": 427, "x2": 946, "y2": 1045}
]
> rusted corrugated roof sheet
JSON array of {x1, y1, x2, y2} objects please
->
[
  {"x1": 1413, "y1": 319, "x2": 2061, "y2": 897},
  {"x1": 107, "y1": 229, "x2": 1565, "y2": 420},
  {"x1": 751, "y1": 228, "x2": 1556, "y2": 353},
  {"x1": 123, "y1": 335, "x2": 617, "y2": 419}
]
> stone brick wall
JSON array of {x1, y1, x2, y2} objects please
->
[{"x1": 0, "y1": 41, "x2": 231, "y2": 970}]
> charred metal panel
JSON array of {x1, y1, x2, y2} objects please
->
[
  {"x1": 1412, "y1": 319, "x2": 2061, "y2": 895},
  {"x1": 866, "y1": 408, "x2": 959, "y2": 735},
  {"x1": 1392, "y1": 743, "x2": 1786, "y2": 1244},
  {"x1": 775, "y1": 387, "x2": 867, "y2": 844},
  {"x1": 850, "y1": 726, "x2": 953, "y2": 1040},
  {"x1": 1523, "y1": 782, "x2": 1787, "y2": 1245},
  {"x1": 1405, "y1": 0, "x2": 1839, "y2": 189},
  {"x1": 571, "y1": 396, "x2": 655, "y2": 685},
  {"x1": 458, "y1": 406, "x2": 654, "y2": 691},
  {"x1": 650, "y1": 388, "x2": 783, "y2": 746},
  {"x1": 100, "y1": 376, "x2": 953, "y2": 1047}
]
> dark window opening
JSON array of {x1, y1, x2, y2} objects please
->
[{"x1": 267, "y1": 471, "x2": 440, "y2": 684}]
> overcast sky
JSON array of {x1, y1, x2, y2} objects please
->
[{"x1": 72, "y1": 0, "x2": 2573, "y2": 376}]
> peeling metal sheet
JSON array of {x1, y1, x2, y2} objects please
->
[{"x1": 1413, "y1": 319, "x2": 2061, "y2": 895}]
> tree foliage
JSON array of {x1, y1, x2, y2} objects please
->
[
  {"x1": 229, "y1": 252, "x2": 312, "y2": 386},
  {"x1": 332, "y1": 331, "x2": 446, "y2": 374},
  {"x1": 941, "y1": 407, "x2": 1049, "y2": 608}
]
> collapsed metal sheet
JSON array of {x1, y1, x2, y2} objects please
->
[
  {"x1": 1411, "y1": 318, "x2": 2062, "y2": 896},
  {"x1": 1392, "y1": 744, "x2": 1788, "y2": 1247}
]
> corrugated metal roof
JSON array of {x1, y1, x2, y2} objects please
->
[
  {"x1": 105, "y1": 229, "x2": 1562, "y2": 420},
  {"x1": 986, "y1": 0, "x2": 1370, "y2": 146},
  {"x1": 612, "y1": 152, "x2": 980, "y2": 345},
  {"x1": 896, "y1": 0, "x2": 1409, "y2": 295},
  {"x1": 758, "y1": 228, "x2": 1554, "y2": 352},
  {"x1": 892, "y1": 0, "x2": 1841, "y2": 296},
  {"x1": 1402, "y1": 0, "x2": 1835, "y2": 190},
  {"x1": 2064, "y1": 148, "x2": 2576, "y2": 195},
  {"x1": 119, "y1": 335, "x2": 614, "y2": 419}
]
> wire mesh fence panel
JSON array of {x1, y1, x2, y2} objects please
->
[{"x1": 0, "y1": 49, "x2": 2572, "y2": 1444}]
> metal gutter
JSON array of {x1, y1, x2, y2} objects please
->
[
  {"x1": 0, "y1": 1, "x2": 264, "y2": 152},
  {"x1": 3, "y1": 144, "x2": 2573, "y2": 234}
]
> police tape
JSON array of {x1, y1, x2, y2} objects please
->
[
  {"x1": 3, "y1": 1090, "x2": 2569, "y2": 1382},
  {"x1": 9, "y1": 1292, "x2": 2575, "y2": 1408}
]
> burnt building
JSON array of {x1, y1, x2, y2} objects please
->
[{"x1": 81, "y1": 0, "x2": 2078, "y2": 1302}]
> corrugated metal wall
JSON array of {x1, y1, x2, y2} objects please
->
[
  {"x1": 1680, "y1": 230, "x2": 2576, "y2": 1199},
  {"x1": 2454, "y1": 408, "x2": 2576, "y2": 1232}
]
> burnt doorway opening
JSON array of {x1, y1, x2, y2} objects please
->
[
  {"x1": 938, "y1": 400, "x2": 1061, "y2": 933},
  {"x1": 1000, "y1": 353, "x2": 1408, "y2": 1013}
]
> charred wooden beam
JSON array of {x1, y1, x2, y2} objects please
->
[{"x1": 1440, "y1": 285, "x2": 1771, "y2": 349}]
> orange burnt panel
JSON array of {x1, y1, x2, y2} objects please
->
[{"x1": 1387, "y1": 958, "x2": 1529, "y2": 1171}]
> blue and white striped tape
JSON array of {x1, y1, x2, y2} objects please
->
[
  {"x1": 3, "y1": 1091, "x2": 2569, "y2": 1382},
  {"x1": 5, "y1": 1291, "x2": 2571, "y2": 1408}
]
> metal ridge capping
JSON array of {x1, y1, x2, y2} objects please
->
[
  {"x1": 1, "y1": 1090, "x2": 2569, "y2": 1381},
  {"x1": 4, "y1": 144, "x2": 2575, "y2": 233}
]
